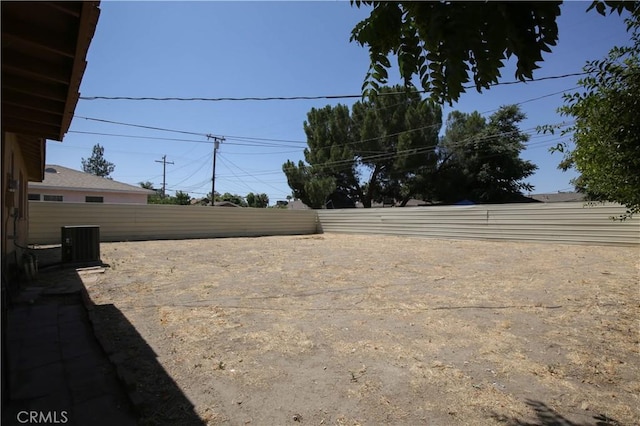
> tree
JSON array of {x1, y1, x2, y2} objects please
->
[
  {"x1": 435, "y1": 105, "x2": 537, "y2": 204},
  {"x1": 283, "y1": 160, "x2": 336, "y2": 209},
  {"x1": 351, "y1": 85, "x2": 442, "y2": 206},
  {"x1": 246, "y1": 192, "x2": 269, "y2": 208},
  {"x1": 174, "y1": 191, "x2": 191, "y2": 205},
  {"x1": 142, "y1": 182, "x2": 192, "y2": 205},
  {"x1": 350, "y1": 1, "x2": 636, "y2": 104},
  {"x1": 140, "y1": 181, "x2": 161, "y2": 203},
  {"x1": 551, "y1": 6, "x2": 640, "y2": 219},
  {"x1": 283, "y1": 104, "x2": 352, "y2": 209},
  {"x1": 283, "y1": 85, "x2": 442, "y2": 208},
  {"x1": 215, "y1": 192, "x2": 248, "y2": 207},
  {"x1": 82, "y1": 144, "x2": 115, "y2": 178}
]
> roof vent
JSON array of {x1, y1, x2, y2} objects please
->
[{"x1": 45, "y1": 167, "x2": 58, "y2": 173}]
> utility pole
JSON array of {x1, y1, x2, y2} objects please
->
[
  {"x1": 154, "y1": 155, "x2": 174, "y2": 198},
  {"x1": 207, "y1": 135, "x2": 225, "y2": 206}
]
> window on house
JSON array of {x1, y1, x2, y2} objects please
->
[
  {"x1": 85, "y1": 196, "x2": 104, "y2": 203},
  {"x1": 28, "y1": 194, "x2": 40, "y2": 201},
  {"x1": 43, "y1": 195, "x2": 63, "y2": 202}
]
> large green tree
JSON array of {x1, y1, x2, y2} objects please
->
[
  {"x1": 351, "y1": 85, "x2": 442, "y2": 206},
  {"x1": 82, "y1": 144, "x2": 115, "y2": 178},
  {"x1": 350, "y1": 1, "x2": 636, "y2": 104},
  {"x1": 246, "y1": 192, "x2": 269, "y2": 208},
  {"x1": 283, "y1": 104, "x2": 354, "y2": 209},
  {"x1": 282, "y1": 160, "x2": 337, "y2": 209},
  {"x1": 283, "y1": 85, "x2": 442, "y2": 208},
  {"x1": 552, "y1": 6, "x2": 640, "y2": 218},
  {"x1": 435, "y1": 105, "x2": 537, "y2": 204}
]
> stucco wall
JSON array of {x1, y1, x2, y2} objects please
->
[
  {"x1": 1, "y1": 132, "x2": 31, "y2": 265},
  {"x1": 29, "y1": 188, "x2": 148, "y2": 204}
]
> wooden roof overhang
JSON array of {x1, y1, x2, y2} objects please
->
[{"x1": 1, "y1": 1, "x2": 100, "y2": 181}]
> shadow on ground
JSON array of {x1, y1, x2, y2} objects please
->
[
  {"x1": 491, "y1": 399, "x2": 623, "y2": 426},
  {"x1": 90, "y1": 302, "x2": 206, "y2": 425},
  {"x1": 1, "y1": 254, "x2": 204, "y2": 426}
]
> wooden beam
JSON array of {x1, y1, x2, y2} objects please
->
[
  {"x1": 0, "y1": 117, "x2": 60, "y2": 141},
  {"x1": 1, "y1": 91, "x2": 66, "y2": 116},
  {"x1": 45, "y1": 2, "x2": 82, "y2": 18},
  {"x1": 1, "y1": 50, "x2": 72, "y2": 85},
  {"x1": 1, "y1": 75, "x2": 68, "y2": 102},
  {"x1": 3, "y1": 105, "x2": 63, "y2": 127},
  {"x1": 1, "y1": 18, "x2": 77, "y2": 58},
  {"x1": 60, "y1": 1, "x2": 101, "y2": 138}
]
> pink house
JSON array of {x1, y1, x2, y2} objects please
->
[{"x1": 28, "y1": 165, "x2": 154, "y2": 204}]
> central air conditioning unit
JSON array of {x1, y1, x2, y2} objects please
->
[{"x1": 61, "y1": 225, "x2": 101, "y2": 265}]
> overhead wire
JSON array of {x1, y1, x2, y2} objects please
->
[
  {"x1": 217, "y1": 153, "x2": 289, "y2": 195},
  {"x1": 78, "y1": 72, "x2": 589, "y2": 102},
  {"x1": 215, "y1": 154, "x2": 261, "y2": 195},
  {"x1": 71, "y1": 83, "x2": 578, "y2": 157},
  {"x1": 68, "y1": 83, "x2": 581, "y2": 197},
  {"x1": 168, "y1": 152, "x2": 214, "y2": 188}
]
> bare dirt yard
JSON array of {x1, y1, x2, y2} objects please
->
[{"x1": 79, "y1": 234, "x2": 639, "y2": 425}]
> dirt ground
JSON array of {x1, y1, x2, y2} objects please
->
[{"x1": 78, "y1": 234, "x2": 639, "y2": 425}]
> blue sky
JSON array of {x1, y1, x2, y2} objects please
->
[{"x1": 47, "y1": 1, "x2": 633, "y2": 203}]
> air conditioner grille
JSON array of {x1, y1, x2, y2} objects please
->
[{"x1": 61, "y1": 226, "x2": 100, "y2": 264}]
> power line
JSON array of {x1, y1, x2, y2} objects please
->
[
  {"x1": 218, "y1": 153, "x2": 287, "y2": 195},
  {"x1": 170, "y1": 152, "x2": 214, "y2": 188},
  {"x1": 216, "y1": 155, "x2": 260, "y2": 195},
  {"x1": 69, "y1": 130, "x2": 213, "y2": 144},
  {"x1": 77, "y1": 72, "x2": 589, "y2": 102},
  {"x1": 282, "y1": 122, "x2": 573, "y2": 172},
  {"x1": 71, "y1": 84, "x2": 580, "y2": 156},
  {"x1": 74, "y1": 115, "x2": 208, "y2": 137},
  {"x1": 69, "y1": 130, "x2": 307, "y2": 149},
  {"x1": 173, "y1": 128, "x2": 571, "y2": 199},
  {"x1": 67, "y1": 86, "x2": 579, "y2": 197}
]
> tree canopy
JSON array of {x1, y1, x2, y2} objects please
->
[
  {"x1": 283, "y1": 85, "x2": 442, "y2": 208},
  {"x1": 285, "y1": 99, "x2": 538, "y2": 208},
  {"x1": 350, "y1": 1, "x2": 637, "y2": 104},
  {"x1": 82, "y1": 144, "x2": 115, "y2": 178},
  {"x1": 552, "y1": 6, "x2": 640, "y2": 218},
  {"x1": 204, "y1": 192, "x2": 249, "y2": 207},
  {"x1": 141, "y1": 182, "x2": 192, "y2": 205},
  {"x1": 436, "y1": 105, "x2": 537, "y2": 204},
  {"x1": 246, "y1": 192, "x2": 269, "y2": 208}
]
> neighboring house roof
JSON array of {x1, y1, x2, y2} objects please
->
[
  {"x1": 190, "y1": 198, "x2": 242, "y2": 207},
  {"x1": 214, "y1": 201, "x2": 241, "y2": 207},
  {"x1": 287, "y1": 199, "x2": 311, "y2": 210},
  {"x1": 530, "y1": 192, "x2": 586, "y2": 203},
  {"x1": 29, "y1": 165, "x2": 154, "y2": 195}
]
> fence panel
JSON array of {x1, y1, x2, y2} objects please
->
[
  {"x1": 29, "y1": 202, "x2": 640, "y2": 246},
  {"x1": 317, "y1": 202, "x2": 639, "y2": 246},
  {"x1": 28, "y1": 202, "x2": 319, "y2": 244}
]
